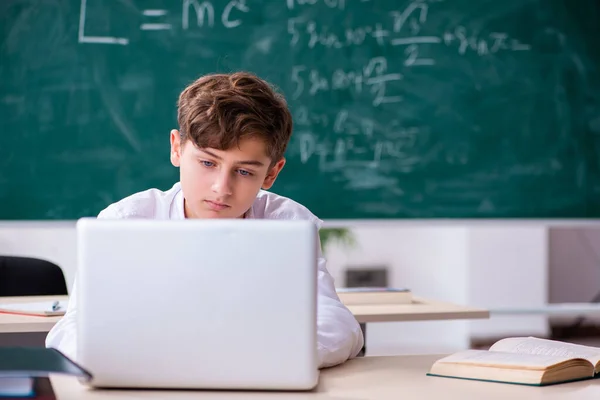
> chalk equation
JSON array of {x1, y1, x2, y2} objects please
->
[
  {"x1": 76, "y1": 0, "x2": 534, "y2": 173},
  {"x1": 78, "y1": 0, "x2": 531, "y2": 56},
  {"x1": 78, "y1": 0, "x2": 249, "y2": 45},
  {"x1": 287, "y1": 1, "x2": 530, "y2": 59},
  {"x1": 292, "y1": 106, "x2": 438, "y2": 171},
  {"x1": 77, "y1": 0, "x2": 531, "y2": 106},
  {"x1": 296, "y1": 132, "x2": 427, "y2": 171},
  {"x1": 285, "y1": 0, "x2": 531, "y2": 122},
  {"x1": 291, "y1": 57, "x2": 402, "y2": 106}
]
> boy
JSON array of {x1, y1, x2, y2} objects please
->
[{"x1": 45, "y1": 72, "x2": 364, "y2": 369}]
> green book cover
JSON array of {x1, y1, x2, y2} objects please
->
[
  {"x1": 0, "y1": 347, "x2": 92, "y2": 380},
  {"x1": 426, "y1": 372, "x2": 596, "y2": 387}
]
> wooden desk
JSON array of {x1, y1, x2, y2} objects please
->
[
  {"x1": 0, "y1": 295, "x2": 488, "y2": 334},
  {"x1": 348, "y1": 297, "x2": 489, "y2": 323},
  {"x1": 49, "y1": 354, "x2": 600, "y2": 400},
  {"x1": 347, "y1": 297, "x2": 488, "y2": 357}
]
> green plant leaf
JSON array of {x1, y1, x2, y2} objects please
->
[{"x1": 319, "y1": 227, "x2": 356, "y2": 254}]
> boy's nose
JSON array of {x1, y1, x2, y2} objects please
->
[{"x1": 211, "y1": 172, "x2": 233, "y2": 196}]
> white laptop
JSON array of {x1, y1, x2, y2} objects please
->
[{"x1": 75, "y1": 218, "x2": 319, "y2": 390}]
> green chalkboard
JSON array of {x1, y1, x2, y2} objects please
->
[{"x1": 1, "y1": 0, "x2": 600, "y2": 219}]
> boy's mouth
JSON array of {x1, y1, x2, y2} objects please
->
[{"x1": 205, "y1": 200, "x2": 230, "y2": 211}]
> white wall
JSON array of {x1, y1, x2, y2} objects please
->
[
  {"x1": 323, "y1": 224, "x2": 471, "y2": 355},
  {"x1": 0, "y1": 222, "x2": 78, "y2": 291},
  {"x1": 466, "y1": 226, "x2": 548, "y2": 340},
  {"x1": 0, "y1": 220, "x2": 557, "y2": 356},
  {"x1": 323, "y1": 222, "x2": 549, "y2": 354}
]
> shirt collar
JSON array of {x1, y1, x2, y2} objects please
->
[
  {"x1": 171, "y1": 187, "x2": 185, "y2": 219},
  {"x1": 243, "y1": 205, "x2": 255, "y2": 219}
]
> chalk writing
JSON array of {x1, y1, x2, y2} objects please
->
[
  {"x1": 292, "y1": 106, "x2": 428, "y2": 171},
  {"x1": 291, "y1": 57, "x2": 402, "y2": 106},
  {"x1": 287, "y1": 18, "x2": 391, "y2": 49},
  {"x1": 78, "y1": 0, "x2": 129, "y2": 45},
  {"x1": 182, "y1": 0, "x2": 249, "y2": 30},
  {"x1": 294, "y1": 107, "x2": 376, "y2": 137},
  {"x1": 294, "y1": 106, "x2": 330, "y2": 128},
  {"x1": 222, "y1": 0, "x2": 249, "y2": 28},
  {"x1": 77, "y1": 0, "x2": 249, "y2": 46},
  {"x1": 140, "y1": 9, "x2": 171, "y2": 30},
  {"x1": 75, "y1": 0, "x2": 532, "y2": 177},
  {"x1": 390, "y1": 1, "x2": 430, "y2": 35},
  {"x1": 286, "y1": 1, "x2": 440, "y2": 51},
  {"x1": 78, "y1": 0, "x2": 531, "y2": 66},
  {"x1": 286, "y1": 0, "x2": 347, "y2": 10},
  {"x1": 443, "y1": 26, "x2": 531, "y2": 55},
  {"x1": 388, "y1": 0, "x2": 441, "y2": 67},
  {"x1": 297, "y1": 132, "x2": 426, "y2": 171},
  {"x1": 182, "y1": 0, "x2": 215, "y2": 29}
]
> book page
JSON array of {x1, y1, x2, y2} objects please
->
[
  {"x1": 490, "y1": 337, "x2": 600, "y2": 370},
  {"x1": 436, "y1": 349, "x2": 577, "y2": 369}
]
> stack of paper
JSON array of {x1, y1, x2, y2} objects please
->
[{"x1": 336, "y1": 287, "x2": 412, "y2": 305}]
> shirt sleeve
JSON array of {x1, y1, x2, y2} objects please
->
[
  {"x1": 44, "y1": 206, "x2": 122, "y2": 361},
  {"x1": 256, "y1": 192, "x2": 365, "y2": 368},
  {"x1": 44, "y1": 279, "x2": 79, "y2": 360},
  {"x1": 315, "y1": 234, "x2": 365, "y2": 369}
]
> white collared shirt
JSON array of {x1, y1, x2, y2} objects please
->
[{"x1": 45, "y1": 182, "x2": 364, "y2": 369}]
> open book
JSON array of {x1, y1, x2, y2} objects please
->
[{"x1": 428, "y1": 336, "x2": 600, "y2": 386}]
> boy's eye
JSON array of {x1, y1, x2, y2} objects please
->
[
  {"x1": 238, "y1": 169, "x2": 252, "y2": 176},
  {"x1": 201, "y1": 161, "x2": 215, "y2": 167}
]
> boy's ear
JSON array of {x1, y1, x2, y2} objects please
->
[
  {"x1": 262, "y1": 158, "x2": 286, "y2": 190},
  {"x1": 170, "y1": 129, "x2": 182, "y2": 167}
]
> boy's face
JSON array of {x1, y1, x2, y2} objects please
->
[{"x1": 170, "y1": 130, "x2": 285, "y2": 219}]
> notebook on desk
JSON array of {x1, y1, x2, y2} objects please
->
[
  {"x1": 0, "y1": 300, "x2": 67, "y2": 317},
  {"x1": 336, "y1": 287, "x2": 412, "y2": 305}
]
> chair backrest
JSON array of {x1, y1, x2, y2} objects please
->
[{"x1": 0, "y1": 256, "x2": 68, "y2": 296}]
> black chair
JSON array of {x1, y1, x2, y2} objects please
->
[{"x1": 0, "y1": 256, "x2": 68, "y2": 297}]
